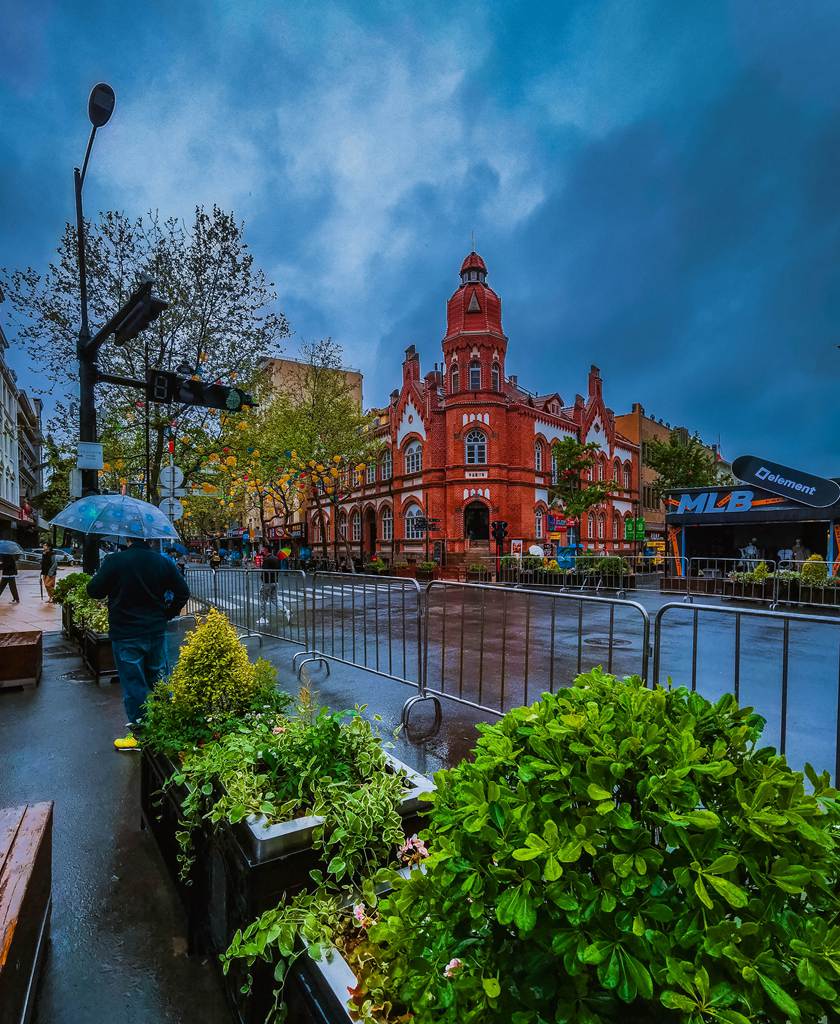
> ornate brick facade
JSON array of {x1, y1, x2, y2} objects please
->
[{"x1": 319, "y1": 252, "x2": 639, "y2": 562}]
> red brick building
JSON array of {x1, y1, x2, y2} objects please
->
[{"x1": 318, "y1": 251, "x2": 639, "y2": 564}]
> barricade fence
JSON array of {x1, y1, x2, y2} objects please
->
[
  {"x1": 421, "y1": 581, "x2": 650, "y2": 718},
  {"x1": 174, "y1": 567, "x2": 839, "y2": 783}
]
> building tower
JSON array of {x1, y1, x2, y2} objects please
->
[{"x1": 441, "y1": 252, "x2": 507, "y2": 396}]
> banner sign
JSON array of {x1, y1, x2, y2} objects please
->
[
  {"x1": 634, "y1": 517, "x2": 646, "y2": 541},
  {"x1": 547, "y1": 514, "x2": 567, "y2": 532},
  {"x1": 732, "y1": 455, "x2": 840, "y2": 509},
  {"x1": 510, "y1": 539, "x2": 523, "y2": 558}
]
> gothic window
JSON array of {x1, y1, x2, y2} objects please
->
[
  {"x1": 491, "y1": 362, "x2": 500, "y2": 391},
  {"x1": 612, "y1": 515, "x2": 619, "y2": 540},
  {"x1": 405, "y1": 504, "x2": 424, "y2": 540},
  {"x1": 535, "y1": 508, "x2": 544, "y2": 539},
  {"x1": 380, "y1": 449, "x2": 392, "y2": 480},
  {"x1": 464, "y1": 428, "x2": 487, "y2": 465},
  {"x1": 586, "y1": 513, "x2": 594, "y2": 539},
  {"x1": 366, "y1": 463, "x2": 376, "y2": 484},
  {"x1": 381, "y1": 506, "x2": 393, "y2": 541},
  {"x1": 535, "y1": 441, "x2": 543, "y2": 472},
  {"x1": 469, "y1": 360, "x2": 481, "y2": 390},
  {"x1": 312, "y1": 517, "x2": 322, "y2": 543},
  {"x1": 623, "y1": 462, "x2": 632, "y2": 491},
  {"x1": 404, "y1": 441, "x2": 423, "y2": 475},
  {"x1": 338, "y1": 511, "x2": 347, "y2": 540},
  {"x1": 450, "y1": 364, "x2": 459, "y2": 393},
  {"x1": 613, "y1": 458, "x2": 621, "y2": 481},
  {"x1": 597, "y1": 513, "x2": 605, "y2": 540},
  {"x1": 351, "y1": 510, "x2": 361, "y2": 542}
]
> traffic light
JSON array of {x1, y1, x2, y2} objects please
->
[
  {"x1": 145, "y1": 368, "x2": 255, "y2": 411},
  {"x1": 490, "y1": 520, "x2": 508, "y2": 542},
  {"x1": 111, "y1": 280, "x2": 168, "y2": 346}
]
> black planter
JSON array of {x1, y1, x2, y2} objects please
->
[
  {"x1": 211, "y1": 755, "x2": 432, "y2": 1021},
  {"x1": 140, "y1": 748, "x2": 210, "y2": 952},
  {"x1": 81, "y1": 630, "x2": 118, "y2": 685},
  {"x1": 61, "y1": 603, "x2": 81, "y2": 644}
]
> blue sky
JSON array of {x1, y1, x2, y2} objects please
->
[{"x1": 2, "y1": 0, "x2": 840, "y2": 472}]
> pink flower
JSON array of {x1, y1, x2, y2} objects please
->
[
  {"x1": 398, "y1": 834, "x2": 430, "y2": 864},
  {"x1": 272, "y1": 724, "x2": 286, "y2": 735},
  {"x1": 353, "y1": 904, "x2": 366, "y2": 924},
  {"x1": 444, "y1": 958, "x2": 463, "y2": 979}
]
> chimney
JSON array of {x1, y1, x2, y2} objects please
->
[
  {"x1": 587, "y1": 364, "x2": 602, "y2": 399},
  {"x1": 403, "y1": 344, "x2": 420, "y2": 386},
  {"x1": 509, "y1": 374, "x2": 517, "y2": 387}
]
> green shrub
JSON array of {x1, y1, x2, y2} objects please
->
[
  {"x1": 801, "y1": 555, "x2": 829, "y2": 586},
  {"x1": 349, "y1": 670, "x2": 840, "y2": 1024},
  {"x1": 468, "y1": 563, "x2": 488, "y2": 573},
  {"x1": 53, "y1": 571, "x2": 90, "y2": 604},
  {"x1": 141, "y1": 609, "x2": 288, "y2": 754},
  {"x1": 364, "y1": 557, "x2": 388, "y2": 574},
  {"x1": 417, "y1": 561, "x2": 437, "y2": 571},
  {"x1": 577, "y1": 554, "x2": 631, "y2": 577}
]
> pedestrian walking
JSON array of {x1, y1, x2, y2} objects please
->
[
  {"x1": 87, "y1": 537, "x2": 189, "y2": 750},
  {"x1": 0, "y1": 552, "x2": 20, "y2": 603},
  {"x1": 41, "y1": 541, "x2": 59, "y2": 602}
]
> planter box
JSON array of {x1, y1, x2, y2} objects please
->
[
  {"x1": 796, "y1": 586, "x2": 840, "y2": 609},
  {"x1": 210, "y1": 755, "x2": 433, "y2": 1019},
  {"x1": 391, "y1": 567, "x2": 416, "y2": 579},
  {"x1": 414, "y1": 569, "x2": 438, "y2": 582},
  {"x1": 0, "y1": 631, "x2": 42, "y2": 691},
  {"x1": 722, "y1": 580, "x2": 775, "y2": 602},
  {"x1": 81, "y1": 630, "x2": 118, "y2": 685},
  {"x1": 61, "y1": 603, "x2": 81, "y2": 644},
  {"x1": 140, "y1": 749, "x2": 209, "y2": 952}
]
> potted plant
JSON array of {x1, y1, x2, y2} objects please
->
[
  {"x1": 53, "y1": 572, "x2": 91, "y2": 643},
  {"x1": 78, "y1": 600, "x2": 118, "y2": 685},
  {"x1": 247, "y1": 669, "x2": 840, "y2": 1024},
  {"x1": 363, "y1": 557, "x2": 388, "y2": 576},
  {"x1": 414, "y1": 561, "x2": 438, "y2": 582},
  {"x1": 797, "y1": 555, "x2": 837, "y2": 608},
  {"x1": 466, "y1": 562, "x2": 490, "y2": 582},
  {"x1": 725, "y1": 561, "x2": 774, "y2": 601}
]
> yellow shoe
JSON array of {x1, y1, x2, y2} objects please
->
[{"x1": 114, "y1": 733, "x2": 139, "y2": 751}]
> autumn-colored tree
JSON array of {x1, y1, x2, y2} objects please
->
[{"x1": 548, "y1": 438, "x2": 616, "y2": 542}]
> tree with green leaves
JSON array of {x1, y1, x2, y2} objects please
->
[
  {"x1": 548, "y1": 438, "x2": 615, "y2": 542},
  {"x1": 645, "y1": 431, "x2": 722, "y2": 500},
  {"x1": 1, "y1": 205, "x2": 288, "y2": 502}
]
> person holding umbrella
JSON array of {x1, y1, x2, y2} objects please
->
[
  {"x1": 51, "y1": 493, "x2": 190, "y2": 750},
  {"x1": 0, "y1": 541, "x2": 21, "y2": 603}
]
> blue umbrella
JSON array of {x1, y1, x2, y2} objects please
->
[
  {"x1": 50, "y1": 494, "x2": 180, "y2": 541},
  {"x1": 0, "y1": 540, "x2": 23, "y2": 556}
]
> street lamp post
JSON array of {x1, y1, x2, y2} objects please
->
[{"x1": 75, "y1": 83, "x2": 116, "y2": 575}]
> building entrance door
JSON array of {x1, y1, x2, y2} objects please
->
[{"x1": 464, "y1": 501, "x2": 490, "y2": 541}]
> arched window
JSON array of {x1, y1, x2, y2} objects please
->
[
  {"x1": 597, "y1": 513, "x2": 605, "y2": 540},
  {"x1": 404, "y1": 441, "x2": 422, "y2": 475},
  {"x1": 380, "y1": 449, "x2": 392, "y2": 480},
  {"x1": 450, "y1": 364, "x2": 459, "y2": 393},
  {"x1": 612, "y1": 515, "x2": 619, "y2": 540},
  {"x1": 586, "y1": 513, "x2": 594, "y2": 539},
  {"x1": 613, "y1": 458, "x2": 621, "y2": 481},
  {"x1": 464, "y1": 428, "x2": 487, "y2": 465},
  {"x1": 491, "y1": 362, "x2": 500, "y2": 391},
  {"x1": 351, "y1": 510, "x2": 361, "y2": 542},
  {"x1": 381, "y1": 506, "x2": 393, "y2": 541},
  {"x1": 469, "y1": 360, "x2": 481, "y2": 390},
  {"x1": 366, "y1": 463, "x2": 376, "y2": 484},
  {"x1": 535, "y1": 508, "x2": 544, "y2": 539},
  {"x1": 599, "y1": 456, "x2": 607, "y2": 482},
  {"x1": 312, "y1": 517, "x2": 322, "y2": 543},
  {"x1": 338, "y1": 511, "x2": 347, "y2": 540},
  {"x1": 405, "y1": 505, "x2": 424, "y2": 540},
  {"x1": 535, "y1": 441, "x2": 543, "y2": 472},
  {"x1": 623, "y1": 462, "x2": 632, "y2": 491}
]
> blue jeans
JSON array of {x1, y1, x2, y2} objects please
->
[{"x1": 111, "y1": 633, "x2": 169, "y2": 727}]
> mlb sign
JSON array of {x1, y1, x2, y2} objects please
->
[{"x1": 675, "y1": 490, "x2": 754, "y2": 514}]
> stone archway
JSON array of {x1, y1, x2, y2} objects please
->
[
  {"x1": 464, "y1": 501, "x2": 490, "y2": 542},
  {"x1": 364, "y1": 507, "x2": 377, "y2": 559}
]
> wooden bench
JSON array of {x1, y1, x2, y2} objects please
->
[
  {"x1": 0, "y1": 803, "x2": 53, "y2": 1024},
  {"x1": 0, "y1": 633, "x2": 43, "y2": 691}
]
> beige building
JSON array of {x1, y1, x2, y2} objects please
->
[
  {"x1": 614, "y1": 403, "x2": 725, "y2": 541},
  {"x1": 243, "y1": 356, "x2": 364, "y2": 545}
]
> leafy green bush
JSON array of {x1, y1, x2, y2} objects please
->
[
  {"x1": 141, "y1": 609, "x2": 288, "y2": 754},
  {"x1": 729, "y1": 562, "x2": 772, "y2": 585},
  {"x1": 801, "y1": 555, "x2": 829, "y2": 586},
  {"x1": 468, "y1": 563, "x2": 488, "y2": 573},
  {"x1": 577, "y1": 554, "x2": 631, "y2": 577},
  {"x1": 348, "y1": 670, "x2": 840, "y2": 1024},
  {"x1": 53, "y1": 571, "x2": 90, "y2": 604},
  {"x1": 364, "y1": 557, "x2": 388, "y2": 574},
  {"x1": 417, "y1": 561, "x2": 437, "y2": 572},
  {"x1": 64, "y1": 584, "x2": 108, "y2": 631}
]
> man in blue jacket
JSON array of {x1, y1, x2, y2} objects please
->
[{"x1": 88, "y1": 538, "x2": 190, "y2": 750}]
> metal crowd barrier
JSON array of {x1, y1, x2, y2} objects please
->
[
  {"x1": 770, "y1": 560, "x2": 840, "y2": 612},
  {"x1": 298, "y1": 571, "x2": 424, "y2": 690},
  {"x1": 420, "y1": 580, "x2": 650, "y2": 720},
  {"x1": 652, "y1": 601, "x2": 840, "y2": 784},
  {"x1": 685, "y1": 557, "x2": 777, "y2": 604},
  {"x1": 182, "y1": 567, "x2": 309, "y2": 646}
]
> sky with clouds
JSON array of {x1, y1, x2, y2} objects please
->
[{"x1": 2, "y1": 0, "x2": 840, "y2": 473}]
